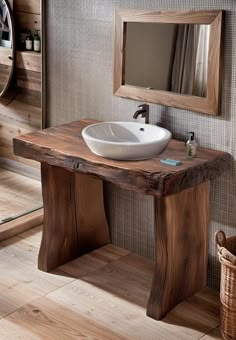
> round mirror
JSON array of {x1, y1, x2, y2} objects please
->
[{"x1": 0, "y1": 0, "x2": 14, "y2": 97}]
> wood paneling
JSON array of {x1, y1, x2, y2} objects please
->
[
  {"x1": 0, "y1": 118, "x2": 39, "y2": 166},
  {"x1": 15, "y1": 12, "x2": 41, "y2": 32},
  {"x1": 0, "y1": 121, "x2": 34, "y2": 140},
  {"x1": 14, "y1": 0, "x2": 40, "y2": 14},
  {"x1": 16, "y1": 51, "x2": 41, "y2": 72},
  {"x1": 0, "y1": 99, "x2": 41, "y2": 129},
  {"x1": 0, "y1": 66, "x2": 12, "y2": 89},
  {"x1": 0, "y1": 0, "x2": 42, "y2": 172},
  {"x1": 0, "y1": 137, "x2": 39, "y2": 168},
  {"x1": 16, "y1": 68, "x2": 41, "y2": 92}
]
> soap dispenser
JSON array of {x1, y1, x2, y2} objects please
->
[{"x1": 186, "y1": 132, "x2": 197, "y2": 158}]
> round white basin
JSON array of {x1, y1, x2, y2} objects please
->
[{"x1": 82, "y1": 122, "x2": 171, "y2": 161}]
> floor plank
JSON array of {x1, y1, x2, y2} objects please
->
[
  {"x1": 0, "y1": 226, "x2": 222, "y2": 339},
  {"x1": 47, "y1": 257, "x2": 220, "y2": 340},
  {"x1": 201, "y1": 327, "x2": 222, "y2": 339},
  {"x1": 0, "y1": 168, "x2": 42, "y2": 223},
  {"x1": 0, "y1": 234, "x2": 75, "y2": 318},
  {"x1": 0, "y1": 298, "x2": 126, "y2": 340}
]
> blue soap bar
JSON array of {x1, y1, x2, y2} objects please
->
[{"x1": 160, "y1": 159, "x2": 182, "y2": 166}]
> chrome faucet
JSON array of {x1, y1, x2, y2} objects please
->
[{"x1": 133, "y1": 104, "x2": 149, "y2": 124}]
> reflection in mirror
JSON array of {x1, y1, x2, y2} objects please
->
[
  {"x1": 125, "y1": 23, "x2": 210, "y2": 98},
  {"x1": 0, "y1": 0, "x2": 14, "y2": 97}
]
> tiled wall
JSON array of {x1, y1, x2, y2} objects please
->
[{"x1": 46, "y1": 0, "x2": 236, "y2": 289}]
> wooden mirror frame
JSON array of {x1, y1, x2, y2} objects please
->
[
  {"x1": 0, "y1": 0, "x2": 15, "y2": 98},
  {"x1": 113, "y1": 10, "x2": 223, "y2": 116}
]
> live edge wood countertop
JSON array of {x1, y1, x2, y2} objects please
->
[{"x1": 13, "y1": 119, "x2": 232, "y2": 197}]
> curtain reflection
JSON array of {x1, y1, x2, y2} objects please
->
[
  {"x1": 124, "y1": 22, "x2": 210, "y2": 97},
  {"x1": 194, "y1": 25, "x2": 210, "y2": 96},
  {"x1": 171, "y1": 24, "x2": 210, "y2": 97}
]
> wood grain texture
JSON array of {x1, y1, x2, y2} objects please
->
[
  {"x1": 0, "y1": 137, "x2": 40, "y2": 168},
  {"x1": 0, "y1": 228, "x2": 76, "y2": 320},
  {"x1": 13, "y1": 119, "x2": 232, "y2": 197},
  {"x1": 147, "y1": 181, "x2": 210, "y2": 319},
  {"x1": 0, "y1": 156, "x2": 41, "y2": 180},
  {"x1": 15, "y1": 12, "x2": 40, "y2": 32},
  {"x1": 39, "y1": 163, "x2": 109, "y2": 272},
  {"x1": 0, "y1": 208, "x2": 43, "y2": 241},
  {"x1": 0, "y1": 0, "x2": 15, "y2": 99},
  {"x1": 0, "y1": 48, "x2": 14, "y2": 67},
  {"x1": 207, "y1": 11, "x2": 222, "y2": 114},
  {"x1": 16, "y1": 51, "x2": 41, "y2": 72},
  {"x1": 75, "y1": 173, "x2": 110, "y2": 254},
  {"x1": 117, "y1": 9, "x2": 222, "y2": 24},
  {"x1": 113, "y1": 10, "x2": 124, "y2": 93},
  {"x1": 113, "y1": 10, "x2": 223, "y2": 115},
  {"x1": 0, "y1": 225, "x2": 223, "y2": 339},
  {"x1": 0, "y1": 99, "x2": 41, "y2": 129},
  {"x1": 13, "y1": 119, "x2": 230, "y2": 320},
  {"x1": 0, "y1": 113, "x2": 40, "y2": 163},
  {"x1": 0, "y1": 87, "x2": 42, "y2": 167},
  {"x1": 201, "y1": 328, "x2": 222, "y2": 339},
  {"x1": 0, "y1": 0, "x2": 42, "y2": 173},
  {"x1": 13, "y1": 87, "x2": 41, "y2": 108},
  {"x1": 16, "y1": 68, "x2": 41, "y2": 92},
  {"x1": 0, "y1": 225, "x2": 221, "y2": 339},
  {"x1": 14, "y1": 0, "x2": 40, "y2": 14},
  {"x1": 0, "y1": 66, "x2": 12, "y2": 90},
  {"x1": 0, "y1": 121, "x2": 35, "y2": 141},
  {"x1": 0, "y1": 167, "x2": 42, "y2": 225}
]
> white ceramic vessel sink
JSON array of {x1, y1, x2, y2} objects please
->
[{"x1": 82, "y1": 122, "x2": 171, "y2": 161}]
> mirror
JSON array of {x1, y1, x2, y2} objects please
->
[
  {"x1": 0, "y1": 0, "x2": 14, "y2": 97},
  {"x1": 113, "y1": 10, "x2": 223, "y2": 115},
  {"x1": 125, "y1": 23, "x2": 210, "y2": 98}
]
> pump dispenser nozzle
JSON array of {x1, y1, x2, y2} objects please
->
[{"x1": 187, "y1": 132, "x2": 195, "y2": 140}]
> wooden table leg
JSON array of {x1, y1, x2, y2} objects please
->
[
  {"x1": 147, "y1": 181, "x2": 210, "y2": 320},
  {"x1": 38, "y1": 163, "x2": 110, "y2": 272}
]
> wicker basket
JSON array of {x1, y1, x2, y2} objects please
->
[{"x1": 215, "y1": 230, "x2": 236, "y2": 340}]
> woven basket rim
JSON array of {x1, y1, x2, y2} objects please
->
[
  {"x1": 218, "y1": 252, "x2": 236, "y2": 269},
  {"x1": 215, "y1": 231, "x2": 236, "y2": 266}
]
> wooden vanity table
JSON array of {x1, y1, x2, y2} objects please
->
[{"x1": 13, "y1": 119, "x2": 231, "y2": 320}]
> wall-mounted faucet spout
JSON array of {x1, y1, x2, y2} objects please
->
[{"x1": 133, "y1": 104, "x2": 149, "y2": 124}]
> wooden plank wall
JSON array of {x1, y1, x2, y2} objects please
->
[{"x1": 0, "y1": 0, "x2": 42, "y2": 171}]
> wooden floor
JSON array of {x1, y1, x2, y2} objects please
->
[
  {"x1": 0, "y1": 168, "x2": 43, "y2": 224},
  {"x1": 0, "y1": 226, "x2": 222, "y2": 339}
]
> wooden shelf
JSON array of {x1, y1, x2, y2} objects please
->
[
  {"x1": 16, "y1": 50, "x2": 41, "y2": 72},
  {"x1": 16, "y1": 50, "x2": 41, "y2": 56}
]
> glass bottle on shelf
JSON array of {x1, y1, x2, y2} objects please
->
[
  {"x1": 25, "y1": 31, "x2": 33, "y2": 51},
  {"x1": 33, "y1": 30, "x2": 41, "y2": 52}
]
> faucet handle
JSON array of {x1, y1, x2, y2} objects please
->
[{"x1": 138, "y1": 103, "x2": 149, "y2": 108}]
